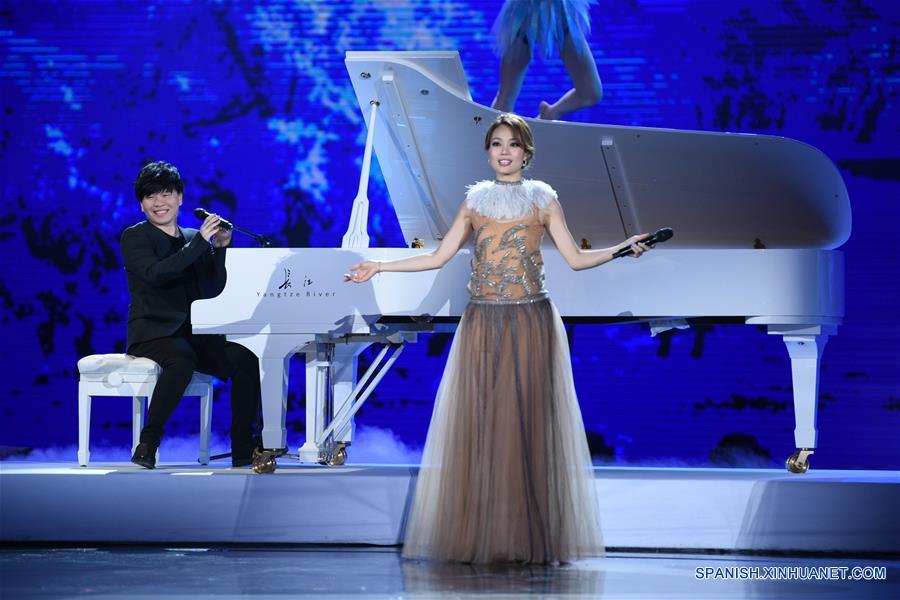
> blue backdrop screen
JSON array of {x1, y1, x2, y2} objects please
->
[{"x1": 1, "y1": 0, "x2": 898, "y2": 469}]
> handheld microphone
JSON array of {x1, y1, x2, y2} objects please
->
[
  {"x1": 612, "y1": 227, "x2": 673, "y2": 258},
  {"x1": 193, "y1": 207, "x2": 234, "y2": 231},
  {"x1": 192, "y1": 207, "x2": 273, "y2": 247}
]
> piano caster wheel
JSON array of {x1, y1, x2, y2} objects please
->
[
  {"x1": 327, "y1": 448, "x2": 347, "y2": 466},
  {"x1": 323, "y1": 443, "x2": 348, "y2": 467},
  {"x1": 252, "y1": 448, "x2": 278, "y2": 474},
  {"x1": 785, "y1": 449, "x2": 813, "y2": 474}
]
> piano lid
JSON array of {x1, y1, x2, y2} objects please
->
[{"x1": 345, "y1": 51, "x2": 851, "y2": 250}]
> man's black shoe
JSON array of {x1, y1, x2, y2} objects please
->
[
  {"x1": 232, "y1": 455, "x2": 253, "y2": 468},
  {"x1": 231, "y1": 438, "x2": 261, "y2": 468},
  {"x1": 231, "y1": 446, "x2": 259, "y2": 468},
  {"x1": 131, "y1": 443, "x2": 157, "y2": 469}
]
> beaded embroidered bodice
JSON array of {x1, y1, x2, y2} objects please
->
[{"x1": 464, "y1": 180, "x2": 557, "y2": 303}]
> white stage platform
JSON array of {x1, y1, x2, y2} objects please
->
[{"x1": 1, "y1": 462, "x2": 897, "y2": 554}]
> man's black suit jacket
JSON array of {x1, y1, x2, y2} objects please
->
[{"x1": 121, "y1": 220, "x2": 227, "y2": 352}]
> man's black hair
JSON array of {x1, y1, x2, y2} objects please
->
[{"x1": 134, "y1": 161, "x2": 184, "y2": 202}]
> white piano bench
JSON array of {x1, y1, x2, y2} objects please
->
[{"x1": 76, "y1": 354, "x2": 213, "y2": 467}]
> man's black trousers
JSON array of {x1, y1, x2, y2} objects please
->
[{"x1": 130, "y1": 327, "x2": 262, "y2": 453}]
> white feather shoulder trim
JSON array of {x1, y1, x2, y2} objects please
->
[{"x1": 465, "y1": 179, "x2": 557, "y2": 220}]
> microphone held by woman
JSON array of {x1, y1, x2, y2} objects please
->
[{"x1": 612, "y1": 227, "x2": 673, "y2": 258}]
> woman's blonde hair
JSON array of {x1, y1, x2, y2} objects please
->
[{"x1": 483, "y1": 113, "x2": 535, "y2": 166}]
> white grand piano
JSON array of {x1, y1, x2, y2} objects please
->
[{"x1": 193, "y1": 51, "x2": 850, "y2": 473}]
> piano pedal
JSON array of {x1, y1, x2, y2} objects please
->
[{"x1": 785, "y1": 448, "x2": 813, "y2": 474}]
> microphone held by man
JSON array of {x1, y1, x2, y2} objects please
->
[
  {"x1": 194, "y1": 207, "x2": 234, "y2": 231},
  {"x1": 193, "y1": 207, "x2": 273, "y2": 247}
]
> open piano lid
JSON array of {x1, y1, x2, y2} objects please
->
[{"x1": 345, "y1": 51, "x2": 851, "y2": 250}]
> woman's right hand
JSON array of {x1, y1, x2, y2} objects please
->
[
  {"x1": 622, "y1": 233, "x2": 652, "y2": 258},
  {"x1": 344, "y1": 260, "x2": 380, "y2": 283}
]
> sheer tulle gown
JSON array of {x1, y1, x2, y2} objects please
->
[{"x1": 402, "y1": 180, "x2": 603, "y2": 564}]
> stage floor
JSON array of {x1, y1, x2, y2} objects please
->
[
  {"x1": 1, "y1": 545, "x2": 898, "y2": 599},
  {"x1": 2, "y1": 462, "x2": 898, "y2": 555}
]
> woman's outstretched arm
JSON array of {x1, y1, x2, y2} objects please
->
[
  {"x1": 345, "y1": 202, "x2": 473, "y2": 283},
  {"x1": 542, "y1": 199, "x2": 650, "y2": 271}
]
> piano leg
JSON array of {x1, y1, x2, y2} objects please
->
[
  {"x1": 299, "y1": 342, "x2": 370, "y2": 464},
  {"x1": 258, "y1": 356, "x2": 291, "y2": 450},
  {"x1": 331, "y1": 343, "x2": 369, "y2": 445},
  {"x1": 769, "y1": 324, "x2": 835, "y2": 473},
  {"x1": 227, "y1": 334, "x2": 312, "y2": 454},
  {"x1": 300, "y1": 345, "x2": 331, "y2": 463}
]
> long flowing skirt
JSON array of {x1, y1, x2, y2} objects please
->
[{"x1": 402, "y1": 298, "x2": 604, "y2": 564}]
